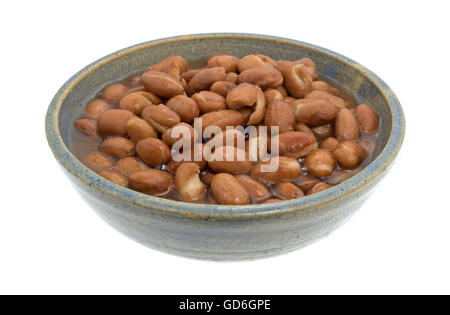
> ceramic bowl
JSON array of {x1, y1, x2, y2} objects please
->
[{"x1": 45, "y1": 34, "x2": 405, "y2": 261}]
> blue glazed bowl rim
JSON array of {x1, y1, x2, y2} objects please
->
[{"x1": 45, "y1": 33, "x2": 405, "y2": 220}]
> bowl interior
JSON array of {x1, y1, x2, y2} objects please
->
[{"x1": 50, "y1": 34, "x2": 402, "y2": 216}]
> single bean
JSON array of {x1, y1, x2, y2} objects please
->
[
  {"x1": 136, "y1": 137, "x2": 171, "y2": 167},
  {"x1": 335, "y1": 108, "x2": 360, "y2": 140},
  {"x1": 277, "y1": 61, "x2": 312, "y2": 98},
  {"x1": 141, "y1": 71, "x2": 185, "y2": 98},
  {"x1": 250, "y1": 156, "x2": 301, "y2": 184},
  {"x1": 97, "y1": 109, "x2": 135, "y2": 136},
  {"x1": 101, "y1": 83, "x2": 128, "y2": 104},
  {"x1": 237, "y1": 54, "x2": 277, "y2": 72},
  {"x1": 355, "y1": 104, "x2": 379, "y2": 135},
  {"x1": 142, "y1": 104, "x2": 181, "y2": 133},
  {"x1": 175, "y1": 162, "x2": 207, "y2": 203},
  {"x1": 166, "y1": 95, "x2": 200, "y2": 124},
  {"x1": 98, "y1": 137, "x2": 135, "y2": 158},
  {"x1": 207, "y1": 54, "x2": 239, "y2": 73},
  {"x1": 186, "y1": 67, "x2": 226, "y2": 95},
  {"x1": 114, "y1": 156, "x2": 148, "y2": 176},
  {"x1": 129, "y1": 169, "x2": 173, "y2": 195},
  {"x1": 235, "y1": 174, "x2": 271, "y2": 203},
  {"x1": 74, "y1": 118, "x2": 97, "y2": 138},
  {"x1": 84, "y1": 152, "x2": 114, "y2": 171},
  {"x1": 320, "y1": 137, "x2": 339, "y2": 151},
  {"x1": 98, "y1": 170, "x2": 128, "y2": 187},
  {"x1": 210, "y1": 173, "x2": 250, "y2": 205},
  {"x1": 264, "y1": 100, "x2": 296, "y2": 134},
  {"x1": 85, "y1": 99, "x2": 109, "y2": 119},
  {"x1": 307, "y1": 182, "x2": 332, "y2": 195},
  {"x1": 304, "y1": 149, "x2": 336, "y2": 178},
  {"x1": 333, "y1": 140, "x2": 367, "y2": 169},
  {"x1": 210, "y1": 81, "x2": 236, "y2": 97},
  {"x1": 305, "y1": 90, "x2": 348, "y2": 110},
  {"x1": 126, "y1": 117, "x2": 158, "y2": 142},
  {"x1": 192, "y1": 91, "x2": 227, "y2": 113},
  {"x1": 238, "y1": 67, "x2": 283, "y2": 89},
  {"x1": 275, "y1": 182, "x2": 304, "y2": 200},
  {"x1": 207, "y1": 146, "x2": 252, "y2": 174}
]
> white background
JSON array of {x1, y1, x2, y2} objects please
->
[{"x1": 1, "y1": 0, "x2": 449, "y2": 295}]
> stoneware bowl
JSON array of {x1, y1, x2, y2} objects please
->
[{"x1": 46, "y1": 34, "x2": 405, "y2": 261}]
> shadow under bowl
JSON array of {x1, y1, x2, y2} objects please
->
[{"x1": 46, "y1": 34, "x2": 405, "y2": 261}]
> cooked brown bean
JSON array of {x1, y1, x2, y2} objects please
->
[
  {"x1": 226, "y1": 83, "x2": 258, "y2": 109},
  {"x1": 114, "y1": 156, "x2": 148, "y2": 176},
  {"x1": 333, "y1": 140, "x2": 367, "y2": 169},
  {"x1": 186, "y1": 67, "x2": 226, "y2": 95},
  {"x1": 162, "y1": 122, "x2": 196, "y2": 147},
  {"x1": 136, "y1": 137, "x2": 171, "y2": 167},
  {"x1": 235, "y1": 174, "x2": 270, "y2": 203},
  {"x1": 238, "y1": 67, "x2": 283, "y2": 89},
  {"x1": 84, "y1": 152, "x2": 114, "y2": 171},
  {"x1": 200, "y1": 169, "x2": 216, "y2": 186},
  {"x1": 237, "y1": 54, "x2": 277, "y2": 72},
  {"x1": 126, "y1": 117, "x2": 158, "y2": 142},
  {"x1": 296, "y1": 175, "x2": 321, "y2": 192},
  {"x1": 101, "y1": 83, "x2": 128, "y2": 104},
  {"x1": 320, "y1": 137, "x2": 339, "y2": 151},
  {"x1": 98, "y1": 170, "x2": 128, "y2": 187},
  {"x1": 199, "y1": 110, "x2": 245, "y2": 132},
  {"x1": 312, "y1": 124, "x2": 334, "y2": 139},
  {"x1": 275, "y1": 182, "x2": 304, "y2": 200},
  {"x1": 208, "y1": 146, "x2": 252, "y2": 174},
  {"x1": 181, "y1": 69, "x2": 202, "y2": 83},
  {"x1": 304, "y1": 149, "x2": 336, "y2": 178},
  {"x1": 277, "y1": 61, "x2": 312, "y2": 98},
  {"x1": 129, "y1": 169, "x2": 173, "y2": 195},
  {"x1": 119, "y1": 91, "x2": 159, "y2": 115},
  {"x1": 312, "y1": 81, "x2": 340, "y2": 96},
  {"x1": 128, "y1": 75, "x2": 142, "y2": 87},
  {"x1": 145, "y1": 56, "x2": 188, "y2": 80},
  {"x1": 210, "y1": 81, "x2": 236, "y2": 97},
  {"x1": 166, "y1": 95, "x2": 200, "y2": 124},
  {"x1": 335, "y1": 108, "x2": 360, "y2": 140},
  {"x1": 305, "y1": 90, "x2": 348, "y2": 110},
  {"x1": 210, "y1": 173, "x2": 250, "y2": 205},
  {"x1": 175, "y1": 162, "x2": 207, "y2": 203},
  {"x1": 99, "y1": 137, "x2": 135, "y2": 158},
  {"x1": 85, "y1": 99, "x2": 109, "y2": 119},
  {"x1": 292, "y1": 99, "x2": 338, "y2": 126},
  {"x1": 264, "y1": 100, "x2": 296, "y2": 134},
  {"x1": 250, "y1": 156, "x2": 301, "y2": 184},
  {"x1": 74, "y1": 118, "x2": 97, "y2": 137},
  {"x1": 307, "y1": 182, "x2": 332, "y2": 195},
  {"x1": 192, "y1": 91, "x2": 227, "y2": 113},
  {"x1": 207, "y1": 54, "x2": 239, "y2": 73},
  {"x1": 224, "y1": 72, "x2": 238, "y2": 83},
  {"x1": 294, "y1": 57, "x2": 318, "y2": 80},
  {"x1": 273, "y1": 131, "x2": 316, "y2": 158},
  {"x1": 326, "y1": 168, "x2": 360, "y2": 185},
  {"x1": 97, "y1": 109, "x2": 135, "y2": 136},
  {"x1": 264, "y1": 88, "x2": 284, "y2": 105},
  {"x1": 141, "y1": 71, "x2": 185, "y2": 98},
  {"x1": 142, "y1": 104, "x2": 181, "y2": 133},
  {"x1": 355, "y1": 104, "x2": 379, "y2": 135}
]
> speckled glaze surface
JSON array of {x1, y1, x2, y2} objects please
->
[{"x1": 45, "y1": 34, "x2": 405, "y2": 261}]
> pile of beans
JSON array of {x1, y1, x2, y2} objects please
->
[{"x1": 73, "y1": 53, "x2": 379, "y2": 205}]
